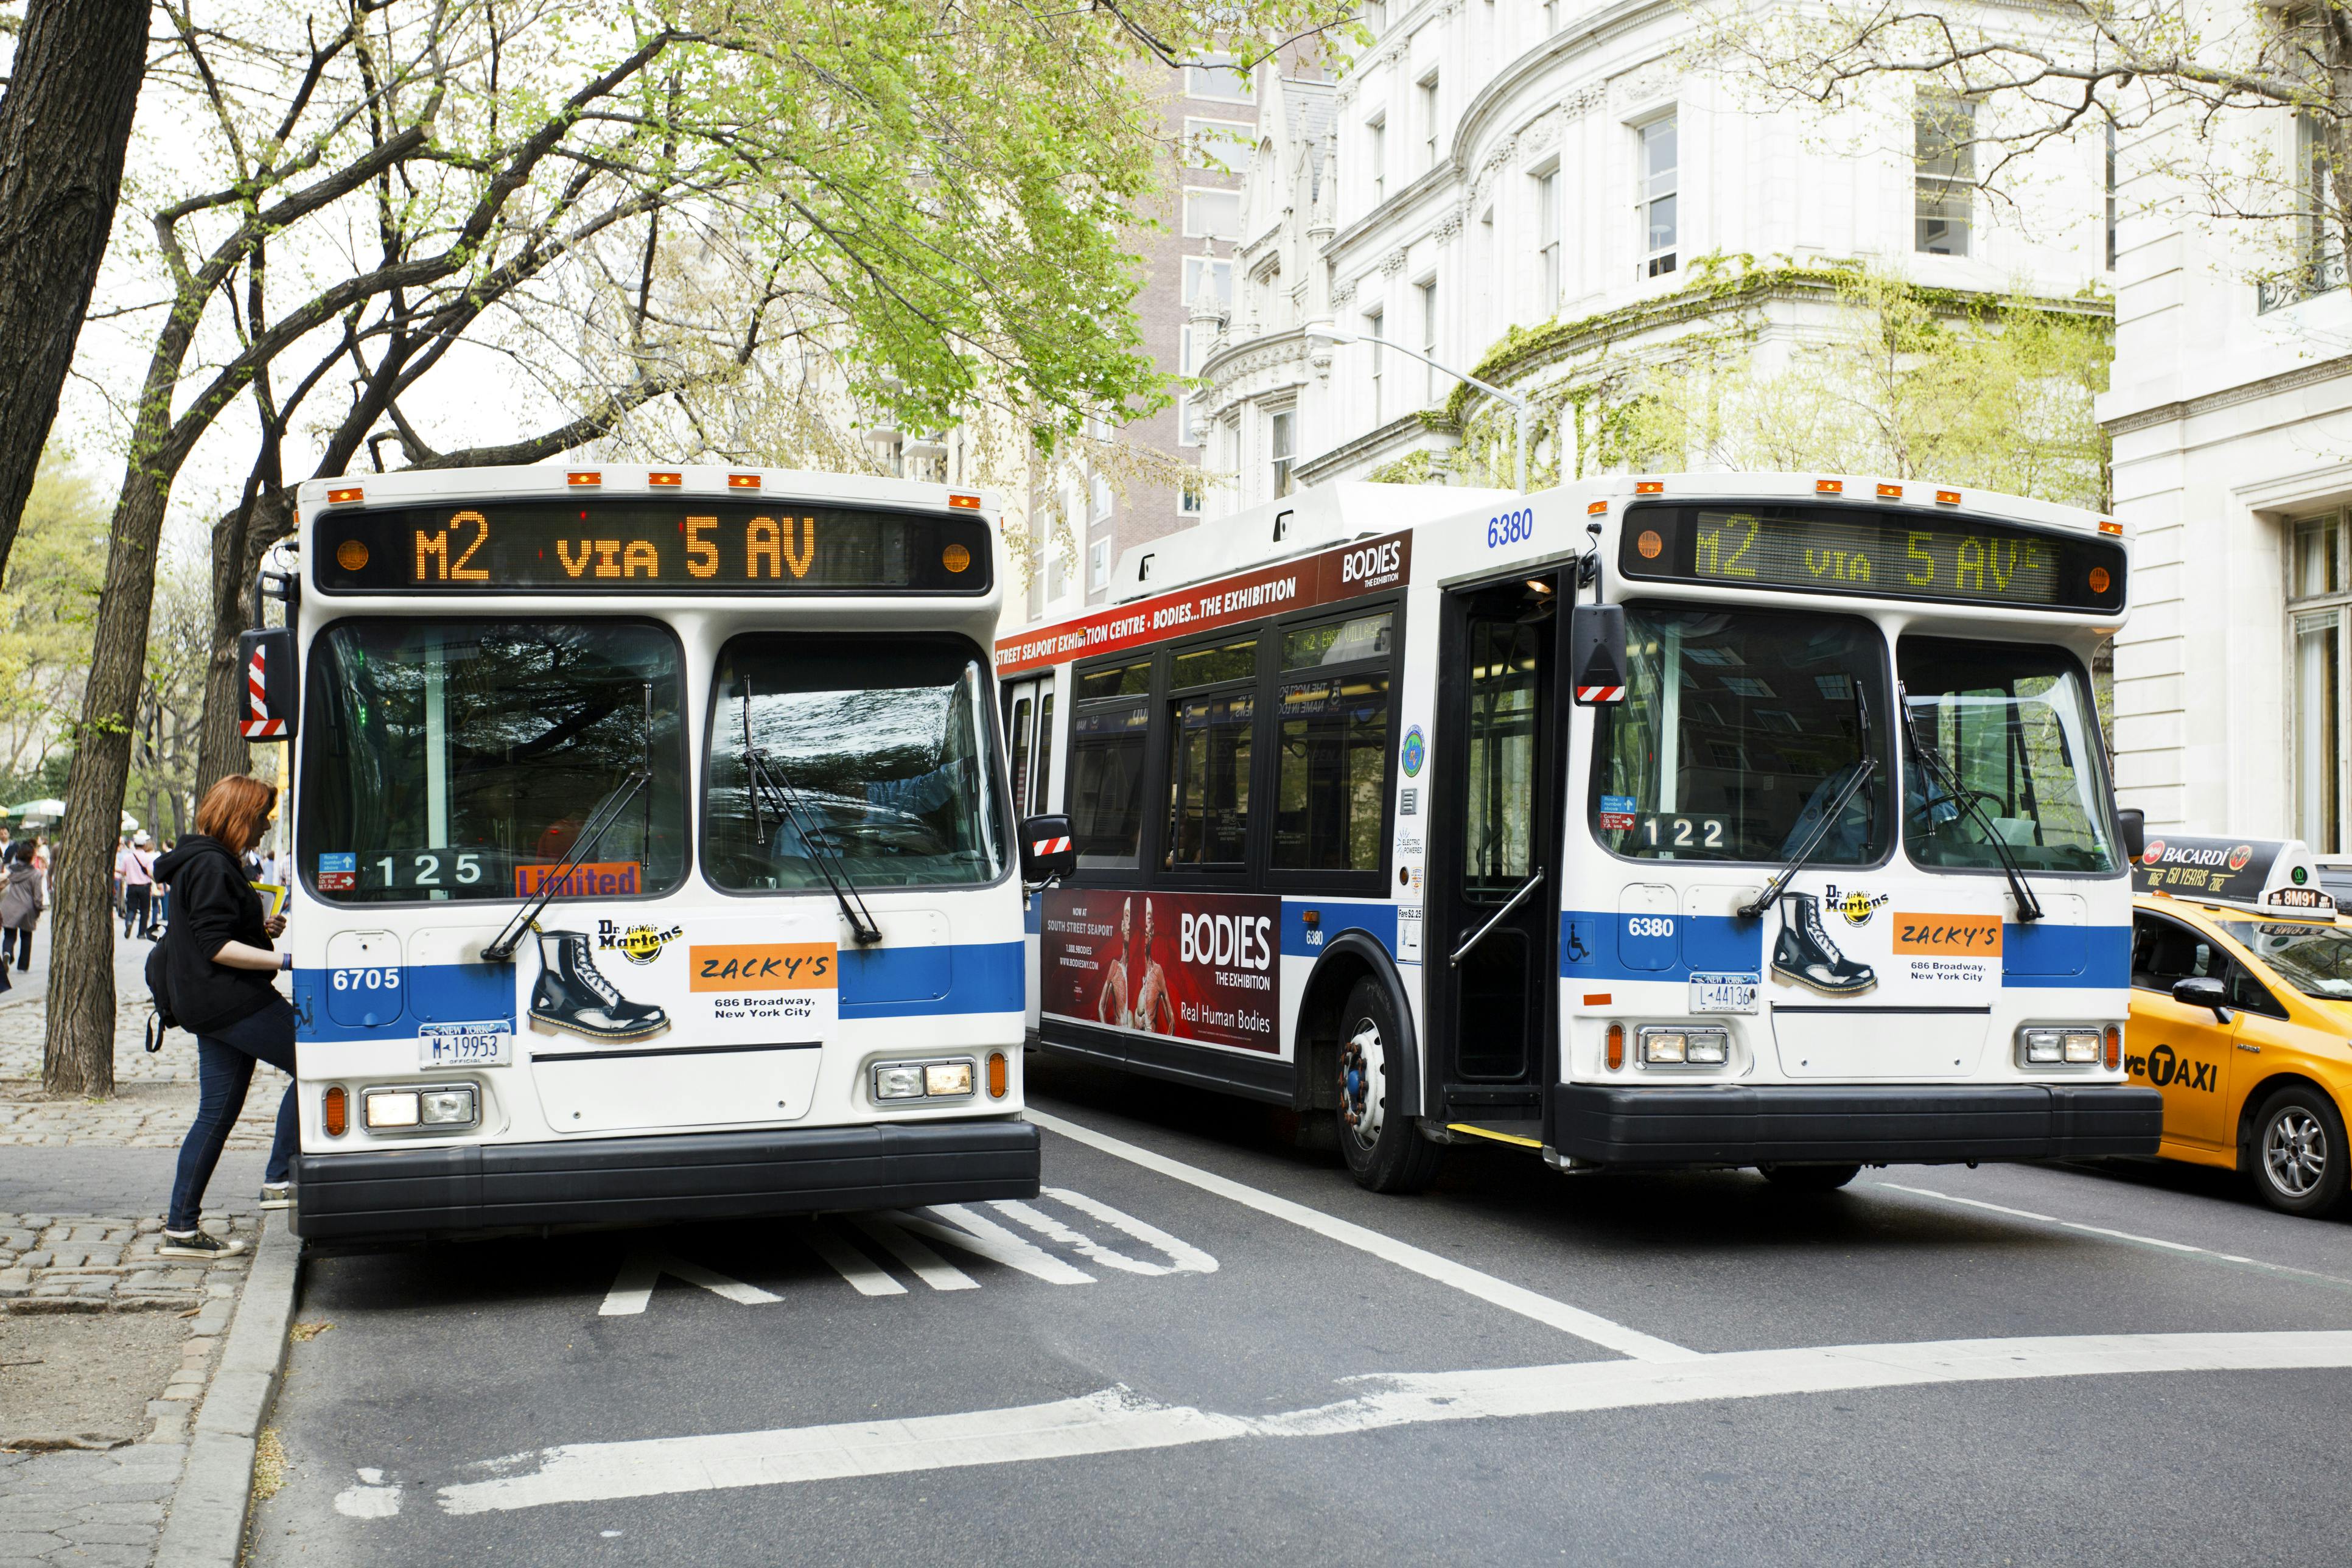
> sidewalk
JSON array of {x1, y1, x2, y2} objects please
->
[{"x1": 0, "y1": 938, "x2": 293, "y2": 1567}]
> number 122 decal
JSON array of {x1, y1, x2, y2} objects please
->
[{"x1": 1635, "y1": 813, "x2": 1727, "y2": 850}]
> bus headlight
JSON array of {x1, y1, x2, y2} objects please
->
[
  {"x1": 2018, "y1": 1027, "x2": 2102, "y2": 1066},
  {"x1": 872, "y1": 1058, "x2": 978, "y2": 1102},
  {"x1": 362, "y1": 1084, "x2": 478, "y2": 1130},
  {"x1": 1638, "y1": 1026, "x2": 1729, "y2": 1067},
  {"x1": 419, "y1": 1087, "x2": 478, "y2": 1125}
]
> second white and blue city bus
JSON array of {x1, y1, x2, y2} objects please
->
[
  {"x1": 239, "y1": 464, "x2": 1068, "y2": 1241},
  {"x1": 999, "y1": 474, "x2": 2162, "y2": 1192}
]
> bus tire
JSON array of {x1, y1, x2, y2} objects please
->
[
  {"x1": 2247, "y1": 1085, "x2": 2348, "y2": 1217},
  {"x1": 1759, "y1": 1163, "x2": 1861, "y2": 1192},
  {"x1": 1337, "y1": 977, "x2": 1441, "y2": 1194}
]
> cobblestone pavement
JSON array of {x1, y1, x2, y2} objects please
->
[{"x1": 1, "y1": 939, "x2": 288, "y2": 1566}]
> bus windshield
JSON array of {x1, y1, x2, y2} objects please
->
[
  {"x1": 2219, "y1": 919, "x2": 2352, "y2": 1000},
  {"x1": 1592, "y1": 606, "x2": 1891, "y2": 863},
  {"x1": 703, "y1": 635, "x2": 1006, "y2": 891},
  {"x1": 301, "y1": 620, "x2": 690, "y2": 901},
  {"x1": 1898, "y1": 638, "x2": 2118, "y2": 875}
]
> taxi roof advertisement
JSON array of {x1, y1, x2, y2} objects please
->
[
  {"x1": 2132, "y1": 834, "x2": 2334, "y2": 912},
  {"x1": 993, "y1": 532, "x2": 1412, "y2": 676}
]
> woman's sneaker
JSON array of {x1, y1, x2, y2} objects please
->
[
  {"x1": 259, "y1": 1182, "x2": 292, "y2": 1210},
  {"x1": 158, "y1": 1230, "x2": 247, "y2": 1259}
]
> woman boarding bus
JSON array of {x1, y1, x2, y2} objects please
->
[
  {"x1": 1003, "y1": 474, "x2": 2161, "y2": 1192},
  {"x1": 244, "y1": 465, "x2": 1062, "y2": 1242}
]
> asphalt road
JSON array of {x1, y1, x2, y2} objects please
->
[{"x1": 250, "y1": 1055, "x2": 2352, "y2": 1566}]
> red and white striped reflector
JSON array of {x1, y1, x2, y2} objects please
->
[
  {"x1": 1577, "y1": 685, "x2": 1625, "y2": 704},
  {"x1": 1031, "y1": 836, "x2": 1072, "y2": 856},
  {"x1": 242, "y1": 645, "x2": 285, "y2": 738}
]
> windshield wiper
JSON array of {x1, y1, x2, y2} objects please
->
[
  {"x1": 741, "y1": 680, "x2": 882, "y2": 945},
  {"x1": 483, "y1": 683, "x2": 656, "y2": 963},
  {"x1": 1740, "y1": 684, "x2": 1877, "y2": 921},
  {"x1": 1898, "y1": 680, "x2": 2044, "y2": 923}
]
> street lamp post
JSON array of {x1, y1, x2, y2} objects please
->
[{"x1": 1305, "y1": 324, "x2": 1531, "y2": 493}]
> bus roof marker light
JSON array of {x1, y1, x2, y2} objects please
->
[
  {"x1": 948, "y1": 492, "x2": 983, "y2": 510},
  {"x1": 326, "y1": 486, "x2": 363, "y2": 505},
  {"x1": 728, "y1": 473, "x2": 761, "y2": 489},
  {"x1": 1587, "y1": 500, "x2": 1608, "y2": 516},
  {"x1": 567, "y1": 471, "x2": 600, "y2": 487},
  {"x1": 2099, "y1": 519, "x2": 2124, "y2": 536},
  {"x1": 1877, "y1": 483, "x2": 1903, "y2": 499},
  {"x1": 1634, "y1": 480, "x2": 1664, "y2": 494},
  {"x1": 648, "y1": 471, "x2": 682, "y2": 487},
  {"x1": 1936, "y1": 489, "x2": 1962, "y2": 505},
  {"x1": 1816, "y1": 478, "x2": 1844, "y2": 494}
]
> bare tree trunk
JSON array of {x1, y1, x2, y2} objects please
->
[
  {"x1": 194, "y1": 489, "x2": 292, "y2": 796},
  {"x1": 0, "y1": 0, "x2": 147, "y2": 586},
  {"x1": 44, "y1": 473, "x2": 170, "y2": 1096}
]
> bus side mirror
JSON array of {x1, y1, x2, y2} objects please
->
[
  {"x1": 1020, "y1": 814, "x2": 1076, "y2": 887},
  {"x1": 1570, "y1": 604, "x2": 1626, "y2": 705},
  {"x1": 2117, "y1": 806, "x2": 2146, "y2": 864},
  {"x1": 237, "y1": 628, "x2": 298, "y2": 741}
]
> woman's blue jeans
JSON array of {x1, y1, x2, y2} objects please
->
[{"x1": 168, "y1": 995, "x2": 297, "y2": 1231}]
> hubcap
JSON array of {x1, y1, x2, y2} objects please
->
[
  {"x1": 2264, "y1": 1107, "x2": 2329, "y2": 1198},
  {"x1": 1340, "y1": 1017, "x2": 1385, "y2": 1151}
]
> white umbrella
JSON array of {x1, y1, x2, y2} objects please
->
[
  {"x1": 120, "y1": 812, "x2": 139, "y2": 833},
  {"x1": 10, "y1": 798, "x2": 65, "y2": 820}
]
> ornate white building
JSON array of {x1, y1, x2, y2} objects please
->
[{"x1": 1191, "y1": 0, "x2": 2116, "y2": 517}]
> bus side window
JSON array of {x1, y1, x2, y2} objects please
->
[{"x1": 1034, "y1": 691, "x2": 1055, "y2": 814}]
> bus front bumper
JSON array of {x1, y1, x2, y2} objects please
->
[
  {"x1": 290, "y1": 1118, "x2": 1041, "y2": 1241},
  {"x1": 1552, "y1": 1083, "x2": 2163, "y2": 1169}
]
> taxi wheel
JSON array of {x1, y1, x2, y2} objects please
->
[
  {"x1": 2247, "y1": 1086, "x2": 2350, "y2": 1217},
  {"x1": 1759, "y1": 1163, "x2": 1862, "y2": 1192},
  {"x1": 1335, "y1": 977, "x2": 1442, "y2": 1195}
]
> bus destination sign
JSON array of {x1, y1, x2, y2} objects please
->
[
  {"x1": 1617, "y1": 503, "x2": 2124, "y2": 614},
  {"x1": 315, "y1": 500, "x2": 993, "y2": 595}
]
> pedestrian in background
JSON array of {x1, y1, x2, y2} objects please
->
[
  {"x1": 112, "y1": 833, "x2": 126, "y2": 920},
  {"x1": 158, "y1": 775, "x2": 295, "y2": 1258},
  {"x1": 1, "y1": 839, "x2": 47, "y2": 975},
  {"x1": 153, "y1": 839, "x2": 173, "y2": 929},
  {"x1": 118, "y1": 831, "x2": 157, "y2": 939},
  {"x1": 32, "y1": 833, "x2": 49, "y2": 873}
]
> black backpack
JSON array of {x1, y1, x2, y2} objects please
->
[{"x1": 142, "y1": 935, "x2": 177, "y2": 1053}]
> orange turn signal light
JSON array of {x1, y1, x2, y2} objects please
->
[
  {"x1": 987, "y1": 1051, "x2": 1009, "y2": 1099},
  {"x1": 1606, "y1": 1023, "x2": 1625, "y2": 1072},
  {"x1": 2105, "y1": 1024, "x2": 2123, "y2": 1072},
  {"x1": 567, "y1": 471, "x2": 601, "y2": 487},
  {"x1": 323, "y1": 1085, "x2": 348, "y2": 1138},
  {"x1": 326, "y1": 486, "x2": 364, "y2": 505}
]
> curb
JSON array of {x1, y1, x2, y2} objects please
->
[{"x1": 153, "y1": 1212, "x2": 301, "y2": 1567}]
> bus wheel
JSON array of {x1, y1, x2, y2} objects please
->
[
  {"x1": 1759, "y1": 1163, "x2": 1861, "y2": 1192},
  {"x1": 2249, "y1": 1085, "x2": 2348, "y2": 1217},
  {"x1": 1337, "y1": 977, "x2": 1441, "y2": 1194}
]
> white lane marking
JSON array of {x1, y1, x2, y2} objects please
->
[
  {"x1": 896, "y1": 1204, "x2": 1096, "y2": 1286},
  {"x1": 793, "y1": 1220, "x2": 906, "y2": 1297},
  {"x1": 1038, "y1": 1187, "x2": 1218, "y2": 1276},
  {"x1": 1875, "y1": 1183, "x2": 2352, "y2": 1292},
  {"x1": 599, "y1": 1251, "x2": 783, "y2": 1317},
  {"x1": 990, "y1": 1191, "x2": 1216, "y2": 1278},
  {"x1": 433, "y1": 1329, "x2": 2352, "y2": 1514},
  {"x1": 1027, "y1": 1108, "x2": 1693, "y2": 1362},
  {"x1": 853, "y1": 1217, "x2": 979, "y2": 1292},
  {"x1": 334, "y1": 1472, "x2": 403, "y2": 1518}
]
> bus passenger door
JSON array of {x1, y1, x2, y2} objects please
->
[
  {"x1": 1427, "y1": 576, "x2": 1564, "y2": 1131},
  {"x1": 1003, "y1": 676, "x2": 1057, "y2": 816}
]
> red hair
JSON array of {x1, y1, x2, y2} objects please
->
[{"x1": 194, "y1": 775, "x2": 276, "y2": 855}]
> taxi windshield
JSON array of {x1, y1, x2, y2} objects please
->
[
  {"x1": 2218, "y1": 918, "x2": 2352, "y2": 1000},
  {"x1": 1897, "y1": 637, "x2": 2119, "y2": 875}
]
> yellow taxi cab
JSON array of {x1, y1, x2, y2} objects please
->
[{"x1": 2128, "y1": 835, "x2": 2352, "y2": 1216}]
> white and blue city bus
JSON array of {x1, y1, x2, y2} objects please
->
[
  {"x1": 999, "y1": 473, "x2": 2162, "y2": 1192},
  {"x1": 240, "y1": 464, "x2": 1066, "y2": 1241}
]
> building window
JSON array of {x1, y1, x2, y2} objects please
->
[
  {"x1": 2291, "y1": 511, "x2": 2349, "y2": 852},
  {"x1": 1183, "y1": 117, "x2": 1255, "y2": 174},
  {"x1": 1365, "y1": 308, "x2": 1385, "y2": 424},
  {"x1": 1091, "y1": 474, "x2": 1113, "y2": 522},
  {"x1": 1180, "y1": 475, "x2": 1205, "y2": 516},
  {"x1": 1184, "y1": 187, "x2": 1242, "y2": 239},
  {"x1": 1270, "y1": 409, "x2": 1295, "y2": 498},
  {"x1": 1637, "y1": 114, "x2": 1678, "y2": 278},
  {"x1": 1185, "y1": 55, "x2": 1250, "y2": 103},
  {"x1": 1183, "y1": 256, "x2": 1234, "y2": 313},
  {"x1": 1419, "y1": 72, "x2": 1441, "y2": 170},
  {"x1": 1369, "y1": 114, "x2": 1387, "y2": 204},
  {"x1": 1089, "y1": 537, "x2": 1111, "y2": 591},
  {"x1": 2105, "y1": 120, "x2": 2118, "y2": 273},
  {"x1": 1418, "y1": 279, "x2": 1440, "y2": 405},
  {"x1": 1177, "y1": 394, "x2": 1204, "y2": 447},
  {"x1": 1535, "y1": 167, "x2": 1561, "y2": 313},
  {"x1": 1916, "y1": 94, "x2": 1975, "y2": 257}
]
